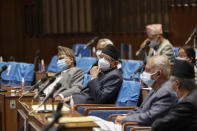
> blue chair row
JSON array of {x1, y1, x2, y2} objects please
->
[
  {"x1": 76, "y1": 79, "x2": 141, "y2": 119},
  {"x1": 0, "y1": 62, "x2": 34, "y2": 86},
  {"x1": 47, "y1": 56, "x2": 97, "y2": 74},
  {"x1": 47, "y1": 56, "x2": 143, "y2": 79}
]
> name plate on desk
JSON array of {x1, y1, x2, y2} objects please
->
[{"x1": 32, "y1": 105, "x2": 70, "y2": 112}]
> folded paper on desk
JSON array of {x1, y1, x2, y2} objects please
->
[
  {"x1": 48, "y1": 116, "x2": 95, "y2": 123},
  {"x1": 32, "y1": 105, "x2": 70, "y2": 112}
]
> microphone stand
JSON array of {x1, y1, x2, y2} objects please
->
[
  {"x1": 38, "y1": 94, "x2": 54, "y2": 113},
  {"x1": 185, "y1": 26, "x2": 197, "y2": 46},
  {"x1": 77, "y1": 37, "x2": 98, "y2": 57},
  {"x1": 194, "y1": 35, "x2": 196, "y2": 49}
]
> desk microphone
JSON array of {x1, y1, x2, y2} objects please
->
[
  {"x1": 29, "y1": 76, "x2": 48, "y2": 92},
  {"x1": 42, "y1": 112, "x2": 62, "y2": 131},
  {"x1": 0, "y1": 65, "x2": 8, "y2": 92},
  {"x1": 83, "y1": 37, "x2": 98, "y2": 50},
  {"x1": 130, "y1": 63, "x2": 145, "y2": 78},
  {"x1": 33, "y1": 77, "x2": 56, "y2": 99},
  {"x1": 185, "y1": 26, "x2": 197, "y2": 44},
  {"x1": 0, "y1": 65, "x2": 7, "y2": 75},
  {"x1": 136, "y1": 41, "x2": 150, "y2": 56},
  {"x1": 39, "y1": 83, "x2": 62, "y2": 106}
]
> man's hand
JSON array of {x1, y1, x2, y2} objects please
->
[
  {"x1": 90, "y1": 66, "x2": 99, "y2": 79},
  {"x1": 115, "y1": 115, "x2": 127, "y2": 124},
  {"x1": 140, "y1": 38, "x2": 150, "y2": 48},
  {"x1": 63, "y1": 96, "x2": 71, "y2": 103},
  {"x1": 55, "y1": 96, "x2": 62, "y2": 101}
]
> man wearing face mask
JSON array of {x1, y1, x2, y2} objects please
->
[
  {"x1": 62, "y1": 44, "x2": 123, "y2": 104},
  {"x1": 43, "y1": 46, "x2": 84, "y2": 100},
  {"x1": 177, "y1": 45, "x2": 197, "y2": 84},
  {"x1": 115, "y1": 55, "x2": 178, "y2": 126},
  {"x1": 137, "y1": 24, "x2": 174, "y2": 64},
  {"x1": 90, "y1": 38, "x2": 113, "y2": 69},
  {"x1": 152, "y1": 59, "x2": 197, "y2": 131}
]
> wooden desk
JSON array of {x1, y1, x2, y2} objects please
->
[
  {"x1": 17, "y1": 101, "x2": 98, "y2": 131},
  {"x1": 0, "y1": 87, "x2": 34, "y2": 131}
]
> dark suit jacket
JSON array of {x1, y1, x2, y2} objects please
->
[
  {"x1": 151, "y1": 88, "x2": 197, "y2": 131},
  {"x1": 122, "y1": 80, "x2": 178, "y2": 125},
  {"x1": 72, "y1": 68, "x2": 123, "y2": 104}
]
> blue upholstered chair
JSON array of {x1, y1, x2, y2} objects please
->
[
  {"x1": 174, "y1": 47, "x2": 179, "y2": 57},
  {"x1": 75, "y1": 57, "x2": 97, "y2": 74},
  {"x1": 121, "y1": 60, "x2": 143, "y2": 80},
  {"x1": 83, "y1": 74, "x2": 91, "y2": 86},
  {"x1": 72, "y1": 43, "x2": 91, "y2": 57},
  {"x1": 47, "y1": 55, "x2": 58, "y2": 73},
  {"x1": 75, "y1": 79, "x2": 141, "y2": 120},
  {"x1": 0, "y1": 62, "x2": 34, "y2": 86}
]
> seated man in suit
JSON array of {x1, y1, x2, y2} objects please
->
[
  {"x1": 152, "y1": 59, "x2": 197, "y2": 131},
  {"x1": 115, "y1": 55, "x2": 178, "y2": 126},
  {"x1": 62, "y1": 44, "x2": 123, "y2": 104},
  {"x1": 136, "y1": 24, "x2": 174, "y2": 64},
  {"x1": 44, "y1": 46, "x2": 85, "y2": 99}
]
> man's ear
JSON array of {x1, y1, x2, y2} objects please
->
[
  {"x1": 70, "y1": 57, "x2": 74, "y2": 63},
  {"x1": 155, "y1": 70, "x2": 161, "y2": 78},
  {"x1": 111, "y1": 61, "x2": 119, "y2": 68},
  {"x1": 189, "y1": 57, "x2": 193, "y2": 63},
  {"x1": 175, "y1": 79, "x2": 181, "y2": 89},
  {"x1": 152, "y1": 70, "x2": 161, "y2": 80}
]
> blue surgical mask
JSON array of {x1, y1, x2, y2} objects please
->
[
  {"x1": 141, "y1": 71, "x2": 157, "y2": 87},
  {"x1": 149, "y1": 40, "x2": 159, "y2": 48},
  {"x1": 57, "y1": 59, "x2": 67, "y2": 72}
]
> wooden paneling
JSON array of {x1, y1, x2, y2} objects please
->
[
  {"x1": 0, "y1": 0, "x2": 196, "y2": 64},
  {"x1": 168, "y1": 5, "x2": 197, "y2": 46}
]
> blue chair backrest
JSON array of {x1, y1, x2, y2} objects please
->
[
  {"x1": 72, "y1": 43, "x2": 91, "y2": 57},
  {"x1": 116, "y1": 79, "x2": 141, "y2": 107},
  {"x1": 121, "y1": 60, "x2": 143, "y2": 80},
  {"x1": 174, "y1": 47, "x2": 179, "y2": 57},
  {"x1": 0, "y1": 62, "x2": 34, "y2": 86},
  {"x1": 75, "y1": 57, "x2": 97, "y2": 74},
  {"x1": 83, "y1": 74, "x2": 91, "y2": 86},
  {"x1": 47, "y1": 55, "x2": 58, "y2": 73}
]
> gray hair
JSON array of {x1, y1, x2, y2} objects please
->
[
  {"x1": 171, "y1": 76, "x2": 197, "y2": 91},
  {"x1": 98, "y1": 38, "x2": 113, "y2": 46},
  {"x1": 148, "y1": 55, "x2": 171, "y2": 78}
]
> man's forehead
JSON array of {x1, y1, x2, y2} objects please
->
[
  {"x1": 101, "y1": 53, "x2": 113, "y2": 59},
  {"x1": 58, "y1": 55, "x2": 69, "y2": 59},
  {"x1": 145, "y1": 60, "x2": 154, "y2": 70}
]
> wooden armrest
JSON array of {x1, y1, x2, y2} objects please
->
[
  {"x1": 74, "y1": 104, "x2": 115, "y2": 110},
  {"x1": 130, "y1": 127, "x2": 152, "y2": 131},
  {"x1": 123, "y1": 122, "x2": 141, "y2": 131},
  {"x1": 84, "y1": 106, "x2": 136, "y2": 116},
  {"x1": 108, "y1": 114, "x2": 127, "y2": 121}
]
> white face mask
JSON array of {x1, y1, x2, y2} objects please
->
[
  {"x1": 96, "y1": 50, "x2": 102, "y2": 59},
  {"x1": 98, "y1": 58, "x2": 110, "y2": 71},
  {"x1": 176, "y1": 57, "x2": 189, "y2": 61}
]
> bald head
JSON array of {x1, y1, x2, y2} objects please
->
[
  {"x1": 147, "y1": 56, "x2": 170, "y2": 78},
  {"x1": 96, "y1": 38, "x2": 113, "y2": 50}
]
